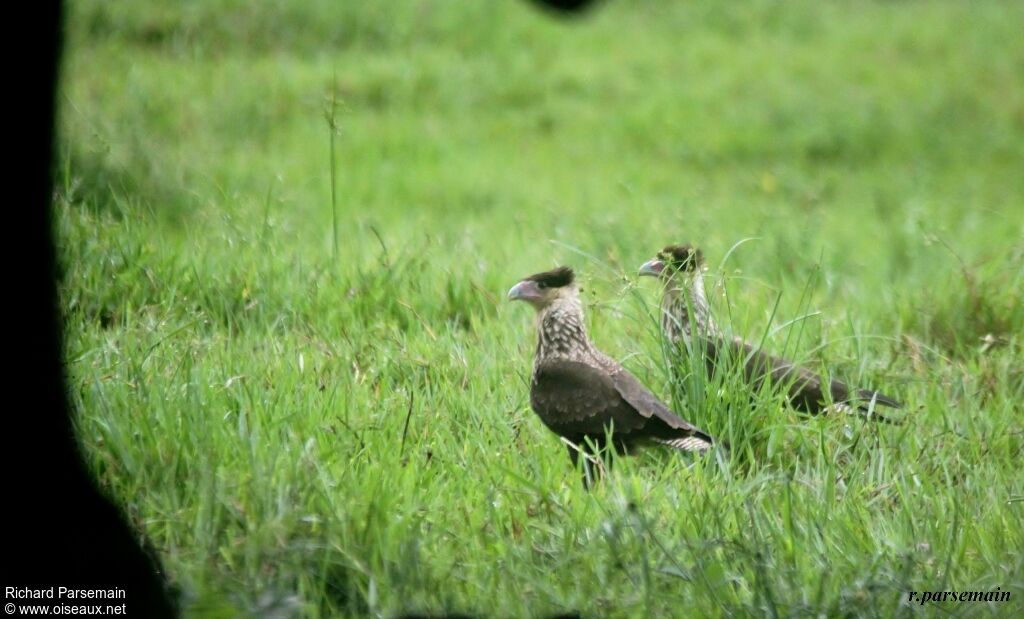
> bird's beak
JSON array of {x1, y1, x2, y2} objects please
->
[
  {"x1": 508, "y1": 280, "x2": 542, "y2": 303},
  {"x1": 638, "y1": 259, "x2": 665, "y2": 277}
]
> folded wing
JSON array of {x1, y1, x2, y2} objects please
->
[{"x1": 531, "y1": 359, "x2": 714, "y2": 450}]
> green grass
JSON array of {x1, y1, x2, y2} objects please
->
[{"x1": 57, "y1": 0, "x2": 1023, "y2": 616}]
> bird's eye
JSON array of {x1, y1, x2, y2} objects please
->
[{"x1": 537, "y1": 282, "x2": 548, "y2": 289}]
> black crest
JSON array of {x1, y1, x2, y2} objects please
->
[
  {"x1": 525, "y1": 266, "x2": 575, "y2": 288},
  {"x1": 658, "y1": 244, "x2": 704, "y2": 272}
]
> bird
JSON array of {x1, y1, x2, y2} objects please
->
[
  {"x1": 638, "y1": 244, "x2": 902, "y2": 423},
  {"x1": 508, "y1": 265, "x2": 719, "y2": 486}
]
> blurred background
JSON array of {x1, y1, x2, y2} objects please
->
[
  {"x1": 58, "y1": 1, "x2": 1023, "y2": 340},
  {"x1": 56, "y1": 1, "x2": 1023, "y2": 616}
]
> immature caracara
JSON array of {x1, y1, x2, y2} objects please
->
[
  {"x1": 508, "y1": 266, "x2": 718, "y2": 485},
  {"x1": 639, "y1": 245, "x2": 902, "y2": 422}
]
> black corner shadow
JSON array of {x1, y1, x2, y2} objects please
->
[
  {"x1": 527, "y1": 0, "x2": 603, "y2": 16},
  {"x1": 7, "y1": 1, "x2": 176, "y2": 616}
]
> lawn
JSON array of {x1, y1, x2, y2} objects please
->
[{"x1": 56, "y1": 0, "x2": 1023, "y2": 616}]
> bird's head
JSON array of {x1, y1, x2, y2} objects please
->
[
  {"x1": 507, "y1": 266, "x2": 578, "y2": 310},
  {"x1": 638, "y1": 244, "x2": 704, "y2": 282}
]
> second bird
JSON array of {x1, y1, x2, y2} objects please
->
[{"x1": 639, "y1": 245, "x2": 902, "y2": 423}]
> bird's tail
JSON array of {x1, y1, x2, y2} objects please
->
[
  {"x1": 656, "y1": 435, "x2": 712, "y2": 452},
  {"x1": 838, "y1": 389, "x2": 904, "y2": 425},
  {"x1": 656, "y1": 430, "x2": 730, "y2": 454},
  {"x1": 856, "y1": 389, "x2": 902, "y2": 409}
]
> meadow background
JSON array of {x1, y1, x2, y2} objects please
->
[{"x1": 56, "y1": 0, "x2": 1023, "y2": 616}]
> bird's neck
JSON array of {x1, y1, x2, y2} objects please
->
[
  {"x1": 535, "y1": 295, "x2": 595, "y2": 362},
  {"x1": 662, "y1": 271, "x2": 720, "y2": 341}
]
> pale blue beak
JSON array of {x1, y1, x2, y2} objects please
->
[
  {"x1": 507, "y1": 280, "x2": 543, "y2": 302},
  {"x1": 638, "y1": 259, "x2": 665, "y2": 277}
]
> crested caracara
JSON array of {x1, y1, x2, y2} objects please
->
[
  {"x1": 509, "y1": 266, "x2": 718, "y2": 485},
  {"x1": 639, "y1": 245, "x2": 902, "y2": 423}
]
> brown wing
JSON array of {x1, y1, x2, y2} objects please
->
[
  {"x1": 531, "y1": 360, "x2": 714, "y2": 448},
  {"x1": 700, "y1": 336, "x2": 791, "y2": 390},
  {"x1": 702, "y1": 336, "x2": 902, "y2": 419},
  {"x1": 606, "y1": 365, "x2": 710, "y2": 437}
]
